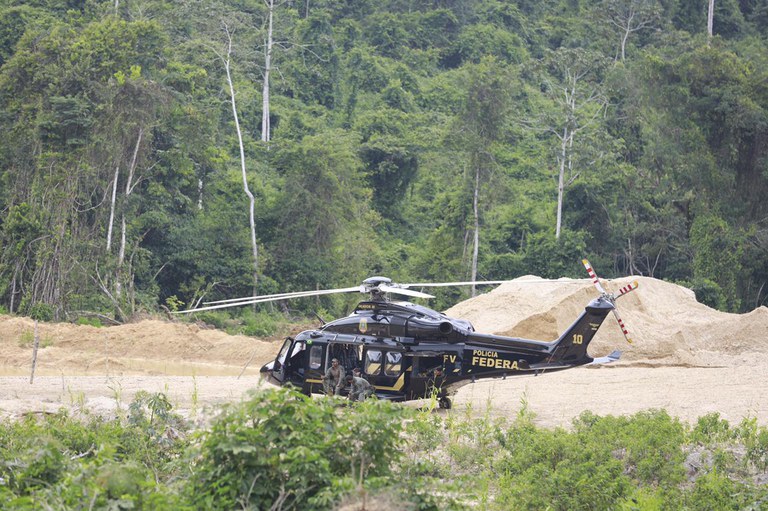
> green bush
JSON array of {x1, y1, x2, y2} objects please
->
[
  {"x1": 239, "y1": 308, "x2": 280, "y2": 337},
  {"x1": 573, "y1": 409, "x2": 687, "y2": 486},
  {"x1": 0, "y1": 400, "x2": 190, "y2": 510},
  {"x1": 74, "y1": 316, "x2": 104, "y2": 327},
  {"x1": 690, "y1": 412, "x2": 734, "y2": 445},
  {"x1": 3, "y1": 399, "x2": 768, "y2": 511},
  {"x1": 26, "y1": 302, "x2": 54, "y2": 322},
  {"x1": 496, "y1": 416, "x2": 629, "y2": 510},
  {"x1": 1, "y1": 438, "x2": 67, "y2": 494},
  {"x1": 188, "y1": 387, "x2": 411, "y2": 510}
]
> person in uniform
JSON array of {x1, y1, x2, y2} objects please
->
[
  {"x1": 346, "y1": 374, "x2": 374, "y2": 402},
  {"x1": 323, "y1": 358, "x2": 345, "y2": 396}
]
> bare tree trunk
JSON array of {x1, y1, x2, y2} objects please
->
[
  {"x1": 30, "y1": 319, "x2": 39, "y2": 384},
  {"x1": 707, "y1": 0, "x2": 715, "y2": 40},
  {"x1": 556, "y1": 126, "x2": 569, "y2": 240},
  {"x1": 116, "y1": 128, "x2": 143, "y2": 301},
  {"x1": 471, "y1": 165, "x2": 480, "y2": 297},
  {"x1": 224, "y1": 28, "x2": 259, "y2": 293},
  {"x1": 107, "y1": 166, "x2": 119, "y2": 251},
  {"x1": 10, "y1": 263, "x2": 19, "y2": 313},
  {"x1": 262, "y1": 0, "x2": 275, "y2": 144},
  {"x1": 621, "y1": 24, "x2": 630, "y2": 61}
]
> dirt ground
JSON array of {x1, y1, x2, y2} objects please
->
[{"x1": 2, "y1": 275, "x2": 768, "y2": 429}]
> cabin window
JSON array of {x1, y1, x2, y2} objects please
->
[
  {"x1": 365, "y1": 350, "x2": 382, "y2": 375},
  {"x1": 309, "y1": 345, "x2": 323, "y2": 370},
  {"x1": 384, "y1": 352, "x2": 402, "y2": 376}
]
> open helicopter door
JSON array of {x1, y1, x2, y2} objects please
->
[{"x1": 265, "y1": 338, "x2": 307, "y2": 388}]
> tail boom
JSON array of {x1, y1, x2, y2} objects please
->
[{"x1": 459, "y1": 296, "x2": 616, "y2": 378}]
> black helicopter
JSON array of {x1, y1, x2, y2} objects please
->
[{"x1": 177, "y1": 260, "x2": 638, "y2": 409}]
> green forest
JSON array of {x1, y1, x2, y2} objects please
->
[{"x1": 1, "y1": 0, "x2": 767, "y2": 323}]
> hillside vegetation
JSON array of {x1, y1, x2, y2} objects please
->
[{"x1": 1, "y1": 0, "x2": 767, "y2": 323}]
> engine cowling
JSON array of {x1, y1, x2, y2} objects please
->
[{"x1": 402, "y1": 316, "x2": 468, "y2": 342}]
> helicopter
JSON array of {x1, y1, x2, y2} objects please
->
[{"x1": 176, "y1": 259, "x2": 638, "y2": 409}]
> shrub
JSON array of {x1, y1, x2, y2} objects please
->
[
  {"x1": 690, "y1": 412, "x2": 734, "y2": 445},
  {"x1": 74, "y1": 316, "x2": 104, "y2": 327},
  {"x1": 188, "y1": 387, "x2": 411, "y2": 510},
  {"x1": 496, "y1": 418, "x2": 629, "y2": 510},
  {"x1": 573, "y1": 409, "x2": 687, "y2": 486},
  {"x1": 239, "y1": 308, "x2": 280, "y2": 337}
]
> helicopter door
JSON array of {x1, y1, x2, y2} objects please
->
[
  {"x1": 271, "y1": 339, "x2": 293, "y2": 383},
  {"x1": 364, "y1": 349, "x2": 406, "y2": 398},
  {"x1": 272, "y1": 338, "x2": 306, "y2": 386}
]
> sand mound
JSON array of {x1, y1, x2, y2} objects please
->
[
  {"x1": 0, "y1": 315, "x2": 278, "y2": 376},
  {"x1": 446, "y1": 276, "x2": 768, "y2": 367}
]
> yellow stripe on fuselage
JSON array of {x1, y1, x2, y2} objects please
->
[{"x1": 373, "y1": 372, "x2": 405, "y2": 391}]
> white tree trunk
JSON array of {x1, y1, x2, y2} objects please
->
[
  {"x1": 471, "y1": 165, "x2": 480, "y2": 297},
  {"x1": 707, "y1": 0, "x2": 715, "y2": 40},
  {"x1": 106, "y1": 166, "x2": 119, "y2": 251},
  {"x1": 556, "y1": 126, "x2": 569, "y2": 240},
  {"x1": 621, "y1": 24, "x2": 630, "y2": 61},
  {"x1": 262, "y1": 0, "x2": 274, "y2": 144},
  {"x1": 116, "y1": 127, "x2": 143, "y2": 300},
  {"x1": 224, "y1": 29, "x2": 259, "y2": 292}
]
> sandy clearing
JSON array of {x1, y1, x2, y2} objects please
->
[{"x1": 2, "y1": 274, "x2": 767, "y2": 428}]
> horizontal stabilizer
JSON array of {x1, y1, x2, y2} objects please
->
[{"x1": 589, "y1": 350, "x2": 622, "y2": 365}]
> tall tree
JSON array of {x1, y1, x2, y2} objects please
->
[
  {"x1": 529, "y1": 49, "x2": 607, "y2": 240},
  {"x1": 216, "y1": 25, "x2": 260, "y2": 295},
  {"x1": 458, "y1": 58, "x2": 510, "y2": 294},
  {"x1": 262, "y1": 0, "x2": 276, "y2": 143}
]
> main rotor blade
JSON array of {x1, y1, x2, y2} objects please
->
[
  {"x1": 175, "y1": 287, "x2": 363, "y2": 314},
  {"x1": 401, "y1": 280, "x2": 509, "y2": 288},
  {"x1": 203, "y1": 286, "x2": 362, "y2": 305},
  {"x1": 582, "y1": 259, "x2": 608, "y2": 295},
  {"x1": 379, "y1": 284, "x2": 435, "y2": 299},
  {"x1": 402, "y1": 278, "x2": 587, "y2": 288}
]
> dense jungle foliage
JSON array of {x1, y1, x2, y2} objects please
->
[
  {"x1": 1, "y1": 0, "x2": 767, "y2": 323},
  {"x1": 1, "y1": 387, "x2": 768, "y2": 510}
]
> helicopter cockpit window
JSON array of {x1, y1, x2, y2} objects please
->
[
  {"x1": 384, "y1": 352, "x2": 402, "y2": 376},
  {"x1": 290, "y1": 341, "x2": 305, "y2": 358},
  {"x1": 275, "y1": 339, "x2": 292, "y2": 368},
  {"x1": 365, "y1": 350, "x2": 382, "y2": 376},
  {"x1": 309, "y1": 345, "x2": 323, "y2": 370}
]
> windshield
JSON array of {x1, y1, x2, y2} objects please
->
[{"x1": 276, "y1": 339, "x2": 292, "y2": 365}]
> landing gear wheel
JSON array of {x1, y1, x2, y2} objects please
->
[{"x1": 438, "y1": 397, "x2": 452, "y2": 409}]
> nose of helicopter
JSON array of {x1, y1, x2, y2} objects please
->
[{"x1": 260, "y1": 360, "x2": 274, "y2": 376}]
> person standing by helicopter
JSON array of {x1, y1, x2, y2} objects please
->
[{"x1": 323, "y1": 358, "x2": 345, "y2": 396}]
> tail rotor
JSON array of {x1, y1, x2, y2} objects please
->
[{"x1": 582, "y1": 259, "x2": 638, "y2": 344}]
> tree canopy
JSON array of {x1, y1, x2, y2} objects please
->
[{"x1": 0, "y1": 0, "x2": 767, "y2": 320}]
